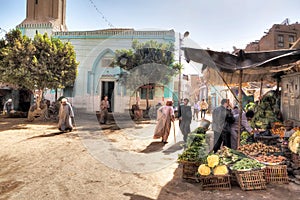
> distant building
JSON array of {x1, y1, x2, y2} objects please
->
[
  {"x1": 189, "y1": 74, "x2": 201, "y2": 102},
  {"x1": 245, "y1": 19, "x2": 300, "y2": 51}
]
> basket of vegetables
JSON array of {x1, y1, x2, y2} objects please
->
[
  {"x1": 198, "y1": 155, "x2": 231, "y2": 190},
  {"x1": 231, "y1": 158, "x2": 267, "y2": 190},
  {"x1": 178, "y1": 133, "x2": 208, "y2": 181}
]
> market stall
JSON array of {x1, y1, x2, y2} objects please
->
[
  {"x1": 183, "y1": 47, "x2": 300, "y2": 146},
  {"x1": 178, "y1": 46, "x2": 300, "y2": 189},
  {"x1": 177, "y1": 126, "x2": 300, "y2": 190}
]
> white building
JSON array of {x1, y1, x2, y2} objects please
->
[{"x1": 16, "y1": 0, "x2": 176, "y2": 113}]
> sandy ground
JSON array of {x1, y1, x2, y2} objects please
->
[{"x1": 0, "y1": 111, "x2": 300, "y2": 200}]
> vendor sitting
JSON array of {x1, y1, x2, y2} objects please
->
[
  {"x1": 132, "y1": 103, "x2": 143, "y2": 120},
  {"x1": 3, "y1": 99, "x2": 14, "y2": 114},
  {"x1": 284, "y1": 120, "x2": 295, "y2": 138}
]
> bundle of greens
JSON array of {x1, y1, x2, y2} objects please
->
[
  {"x1": 216, "y1": 146, "x2": 247, "y2": 165},
  {"x1": 178, "y1": 130, "x2": 208, "y2": 163},
  {"x1": 250, "y1": 90, "x2": 281, "y2": 130},
  {"x1": 231, "y1": 158, "x2": 265, "y2": 171}
]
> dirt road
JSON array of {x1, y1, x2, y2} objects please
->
[{"x1": 0, "y1": 112, "x2": 299, "y2": 200}]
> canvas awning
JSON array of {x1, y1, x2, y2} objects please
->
[
  {"x1": 183, "y1": 47, "x2": 300, "y2": 148},
  {"x1": 183, "y1": 47, "x2": 300, "y2": 84}
]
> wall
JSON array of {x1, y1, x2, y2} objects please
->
[
  {"x1": 281, "y1": 72, "x2": 300, "y2": 126},
  {"x1": 52, "y1": 29, "x2": 175, "y2": 113}
]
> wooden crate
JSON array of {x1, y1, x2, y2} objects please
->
[
  {"x1": 264, "y1": 165, "x2": 289, "y2": 184},
  {"x1": 235, "y1": 170, "x2": 266, "y2": 191},
  {"x1": 180, "y1": 161, "x2": 201, "y2": 181},
  {"x1": 200, "y1": 175, "x2": 231, "y2": 190}
]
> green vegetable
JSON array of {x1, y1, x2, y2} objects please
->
[{"x1": 231, "y1": 158, "x2": 265, "y2": 170}]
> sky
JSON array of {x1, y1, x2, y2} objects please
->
[{"x1": 0, "y1": 0, "x2": 299, "y2": 62}]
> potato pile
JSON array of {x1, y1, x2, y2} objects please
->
[
  {"x1": 238, "y1": 142, "x2": 280, "y2": 156},
  {"x1": 253, "y1": 154, "x2": 286, "y2": 164}
]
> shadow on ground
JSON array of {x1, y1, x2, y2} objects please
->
[
  {"x1": 26, "y1": 131, "x2": 65, "y2": 139},
  {"x1": 139, "y1": 142, "x2": 165, "y2": 153}
]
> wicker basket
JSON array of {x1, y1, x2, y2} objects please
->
[
  {"x1": 292, "y1": 153, "x2": 300, "y2": 168},
  {"x1": 235, "y1": 170, "x2": 266, "y2": 191},
  {"x1": 264, "y1": 165, "x2": 289, "y2": 184},
  {"x1": 200, "y1": 175, "x2": 231, "y2": 190},
  {"x1": 180, "y1": 161, "x2": 201, "y2": 180}
]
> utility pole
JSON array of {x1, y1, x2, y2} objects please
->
[{"x1": 178, "y1": 31, "x2": 189, "y2": 110}]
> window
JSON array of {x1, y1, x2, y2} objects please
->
[
  {"x1": 140, "y1": 85, "x2": 154, "y2": 99},
  {"x1": 289, "y1": 35, "x2": 295, "y2": 43},
  {"x1": 277, "y1": 35, "x2": 284, "y2": 48},
  {"x1": 289, "y1": 35, "x2": 295, "y2": 47}
]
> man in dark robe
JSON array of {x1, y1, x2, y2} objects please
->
[{"x1": 178, "y1": 98, "x2": 192, "y2": 142}]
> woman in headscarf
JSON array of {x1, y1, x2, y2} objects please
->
[
  {"x1": 3, "y1": 99, "x2": 14, "y2": 114},
  {"x1": 153, "y1": 101, "x2": 175, "y2": 144}
]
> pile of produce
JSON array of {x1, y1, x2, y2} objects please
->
[
  {"x1": 289, "y1": 130, "x2": 300, "y2": 154},
  {"x1": 253, "y1": 154, "x2": 286, "y2": 165},
  {"x1": 271, "y1": 126, "x2": 285, "y2": 138},
  {"x1": 240, "y1": 131, "x2": 253, "y2": 145},
  {"x1": 216, "y1": 146, "x2": 247, "y2": 165},
  {"x1": 238, "y1": 142, "x2": 280, "y2": 156},
  {"x1": 250, "y1": 90, "x2": 281, "y2": 130},
  {"x1": 191, "y1": 127, "x2": 207, "y2": 134},
  {"x1": 231, "y1": 158, "x2": 265, "y2": 171},
  {"x1": 198, "y1": 154, "x2": 228, "y2": 176},
  {"x1": 178, "y1": 130, "x2": 208, "y2": 163},
  {"x1": 245, "y1": 101, "x2": 256, "y2": 111},
  {"x1": 269, "y1": 122, "x2": 285, "y2": 138}
]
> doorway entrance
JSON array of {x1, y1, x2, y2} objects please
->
[{"x1": 101, "y1": 81, "x2": 114, "y2": 112}]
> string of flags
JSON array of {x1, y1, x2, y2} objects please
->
[{"x1": 88, "y1": 0, "x2": 114, "y2": 28}]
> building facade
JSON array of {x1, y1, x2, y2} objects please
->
[
  {"x1": 16, "y1": 0, "x2": 176, "y2": 113},
  {"x1": 245, "y1": 20, "x2": 300, "y2": 51}
]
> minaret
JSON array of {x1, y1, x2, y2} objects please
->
[{"x1": 17, "y1": 0, "x2": 67, "y2": 38}]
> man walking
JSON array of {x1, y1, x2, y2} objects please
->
[
  {"x1": 192, "y1": 100, "x2": 200, "y2": 121},
  {"x1": 178, "y1": 98, "x2": 192, "y2": 142},
  {"x1": 58, "y1": 98, "x2": 75, "y2": 132},
  {"x1": 199, "y1": 99, "x2": 209, "y2": 119}
]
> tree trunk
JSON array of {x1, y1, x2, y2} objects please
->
[
  {"x1": 27, "y1": 89, "x2": 47, "y2": 121},
  {"x1": 55, "y1": 89, "x2": 58, "y2": 101},
  {"x1": 146, "y1": 87, "x2": 149, "y2": 110}
]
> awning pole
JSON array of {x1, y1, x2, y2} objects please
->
[
  {"x1": 259, "y1": 78, "x2": 263, "y2": 103},
  {"x1": 237, "y1": 69, "x2": 243, "y2": 148},
  {"x1": 216, "y1": 70, "x2": 240, "y2": 106}
]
